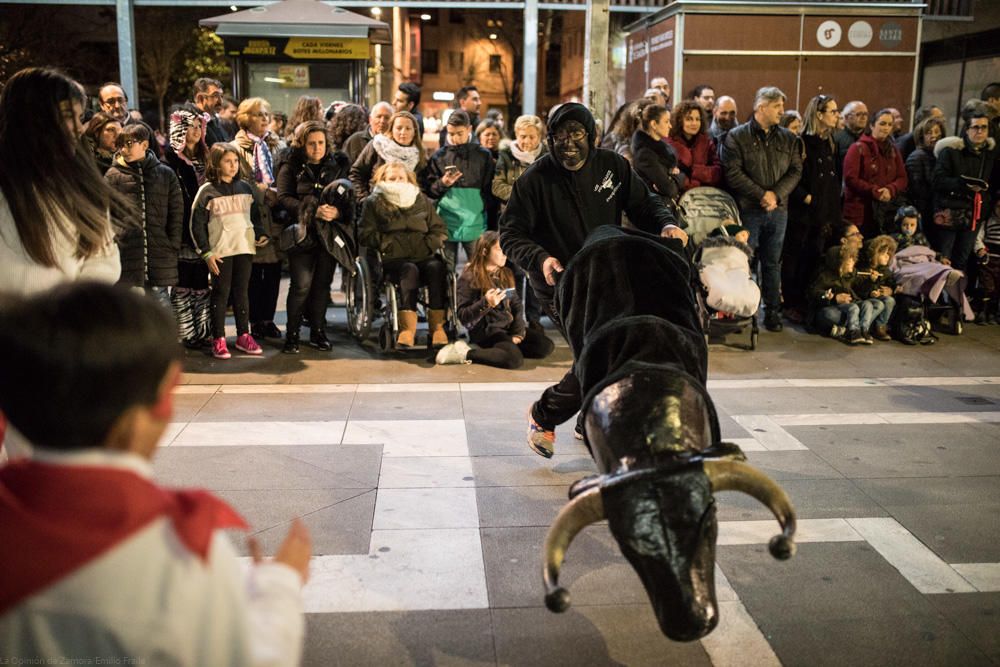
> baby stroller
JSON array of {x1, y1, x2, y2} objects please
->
[{"x1": 678, "y1": 187, "x2": 761, "y2": 350}]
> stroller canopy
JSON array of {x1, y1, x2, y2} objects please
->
[{"x1": 678, "y1": 187, "x2": 742, "y2": 247}]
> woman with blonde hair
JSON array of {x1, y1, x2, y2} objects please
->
[
  {"x1": 358, "y1": 161, "x2": 449, "y2": 348},
  {"x1": 437, "y1": 231, "x2": 554, "y2": 367},
  {"x1": 492, "y1": 115, "x2": 546, "y2": 204},
  {"x1": 492, "y1": 114, "x2": 547, "y2": 330},
  {"x1": 234, "y1": 96, "x2": 286, "y2": 341},
  {"x1": 350, "y1": 110, "x2": 427, "y2": 202}
]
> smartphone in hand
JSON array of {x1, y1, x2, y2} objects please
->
[{"x1": 503, "y1": 287, "x2": 517, "y2": 299}]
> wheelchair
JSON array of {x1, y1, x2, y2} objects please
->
[{"x1": 345, "y1": 246, "x2": 459, "y2": 353}]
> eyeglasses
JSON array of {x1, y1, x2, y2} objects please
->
[
  {"x1": 969, "y1": 124, "x2": 989, "y2": 132},
  {"x1": 102, "y1": 97, "x2": 127, "y2": 107},
  {"x1": 824, "y1": 108, "x2": 841, "y2": 115},
  {"x1": 121, "y1": 140, "x2": 138, "y2": 148},
  {"x1": 551, "y1": 129, "x2": 587, "y2": 143}
]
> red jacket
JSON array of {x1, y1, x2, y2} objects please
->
[
  {"x1": 842, "y1": 134, "x2": 907, "y2": 232},
  {"x1": 667, "y1": 133, "x2": 722, "y2": 191}
]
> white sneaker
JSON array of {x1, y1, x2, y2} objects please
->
[{"x1": 436, "y1": 340, "x2": 472, "y2": 365}]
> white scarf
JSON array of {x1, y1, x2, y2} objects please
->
[
  {"x1": 374, "y1": 181, "x2": 420, "y2": 209},
  {"x1": 372, "y1": 133, "x2": 419, "y2": 172},
  {"x1": 510, "y1": 141, "x2": 542, "y2": 166}
]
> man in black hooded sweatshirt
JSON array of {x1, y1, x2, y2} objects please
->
[{"x1": 499, "y1": 102, "x2": 683, "y2": 458}]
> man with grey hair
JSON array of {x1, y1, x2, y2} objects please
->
[
  {"x1": 834, "y1": 100, "x2": 869, "y2": 166},
  {"x1": 343, "y1": 101, "x2": 393, "y2": 163},
  {"x1": 721, "y1": 86, "x2": 803, "y2": 332},
  {"x1": 710, "y1": 95, "x2": 738, "y2": 140}
]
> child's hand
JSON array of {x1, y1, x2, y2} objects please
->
[
  {"x1": 880, "y1": 286, "x2": 893, "y2": 297},
  {"x1": 835, "y1": 293, "x2": 852, "y2": 304},
  {"x1": 255, "y1": 235, "x2": 269, "y2": 247},
  {"x1": 871, "y1": 290, "x2": 880, "y2": 298},
  {"x1": 978, "y1": 247, "x2": 988, "y2": 257},
  {"x1": 205, "y1": 254, "x2": 223, "y2": 276},
  {"x1": 273, "y1": 519, "x2": 312, "y2": 585}
]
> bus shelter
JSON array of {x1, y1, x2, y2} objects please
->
[{"x1": 201, "y1": 0, "x2": 390, "y2": 109}]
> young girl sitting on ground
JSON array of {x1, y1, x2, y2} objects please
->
[
  {"x1": 190, "y1": 143, "x2": 269, "y2": 359},
  {"x1": 855, "y1": 234, "x2": 898, "y2": 341},
  {"x1": 808, "y1": 244, "x2": 871, "y2": 345},
  {"x1": 437, "y1": 231, "x2": 554, "y2": 368}
]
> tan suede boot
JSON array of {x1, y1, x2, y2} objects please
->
[
  {"x1": 427, "y1": 309, "x2": 450, "y2": 348},
  {"x1": 397, "y1": 310, "x2": 418, "y2": 348}
]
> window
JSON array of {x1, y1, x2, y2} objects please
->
[
  {"x1": 421, "y1": 49, "x2": 439, "y2": 74},
  {"x1": 489, "y1": 55, "x2": 502, "y2": 74},
  {"x1": 448, "y1": 51, "x2": 464, "y2": 72}
]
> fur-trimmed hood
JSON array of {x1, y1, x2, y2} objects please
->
[
  {"x1": 699, "y1": 234, "x2": 753, "y2": 260},
  {"x1": 934, "y1": 134, "x2": 995, "y2": 158}
]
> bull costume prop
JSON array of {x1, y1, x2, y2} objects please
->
[{"x1": 540, "y1": 225, "x2": 797, "y2": 641}]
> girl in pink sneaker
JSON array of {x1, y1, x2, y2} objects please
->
[{"x1": 190, "y1": 143, "x2": 269, "y2": 359}]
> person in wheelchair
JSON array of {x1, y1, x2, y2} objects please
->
[
  {"x1": 359, "y1": 161, "x2": 450, "y2": 348},
  {"x1": 276, "y1": 121, "x2": 353, "y2": 353}
]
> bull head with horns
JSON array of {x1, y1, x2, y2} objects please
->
[{"x1": 540, "y1": 225, "x2": 797, "y2": 641}]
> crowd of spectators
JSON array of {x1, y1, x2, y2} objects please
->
[{"x1": 3, "y1": 66, "x2": 1000, "y2": 358}]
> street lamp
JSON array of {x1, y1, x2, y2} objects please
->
[{"x1": 371, "y1": 7, "x2": 382, "y2": 16}]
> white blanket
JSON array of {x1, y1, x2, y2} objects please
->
[{"x1": 699, "y1": 244, "x2": 760, "y2": 318}]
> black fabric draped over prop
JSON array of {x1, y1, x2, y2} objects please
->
[{"x1": 554, "y1": 225, "x2": 722, "y2": 447}]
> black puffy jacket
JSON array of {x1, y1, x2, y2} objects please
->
[
  {"x1": 105, "y1": 150, "x2": 184, "y2": 286},
  {"x1": 630, "y1": 129, "x2": 681, "y2": 204},
  {"x1": 722, "y1": 117, "x2": 803, "y2": 211},
  {"x1": 904, "y1": 146, "x2": 936, "y2": 227},
  {"x1": 933, "y1": 135, "x2": 997, "y2": 218}
]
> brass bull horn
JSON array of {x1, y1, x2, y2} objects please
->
[
  {"x1": 703, "y1": 460, "x2": 797, "y2": 560},
  {"x1": 542, "y1": 486, "x2": 605, "y2": 612}
]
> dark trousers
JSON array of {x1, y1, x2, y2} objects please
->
[
  {"x1": 530, "y1": 291, "x2": 581, "y2": 430},
  {"x1": 210, "y1": 254, "x2": 252, "y2": 338},
  {"x1": 248, "y1": 261, "x2": 282, "y2": 325},
  {"x1": 511, "y1": 263, "x2": 542, "y2": 325},
  {"x1": 741, "y1": 208, "x2": 788, "y2": 312},
  {"x1": 781, "y1": 218, "x2": 828, "y2": 313},
  {"x1": 469, "y1": 328, "x2": 555, "y2": 369},
  {"x1": 287, "y1": 248, "x2": 335, "y2": 334},
  {"x1": 383, "y1": 257, "x2": 447, "y2": 310},
  {"x1": 936, "y1": 227, "x2": 978, "y2": 272}
]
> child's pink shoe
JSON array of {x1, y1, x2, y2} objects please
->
[
  {"x1": 212, "y1": 337, "x2": 231, "y2": 359},
  {"x1": 235, "y1": 333, "x2": 263, "y2": 355}
]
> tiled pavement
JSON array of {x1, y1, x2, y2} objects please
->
[{"x1": 161, "y1": 311, "x2": 1000, "y2": 666}]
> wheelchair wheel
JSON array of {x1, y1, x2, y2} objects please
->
[
  {"x1": 378, "y1": 283, "x2": 399, "y2": 353},
  {"x1": 378, "y1": 323, "x2": 395, "y2": 353},
  {"x1": 345, "y1": 255, "x2": 374, "y2": 342}
]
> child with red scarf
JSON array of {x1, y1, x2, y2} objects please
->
[{"x1": 0, "y1": 282, "x2": 310, "y2": 665}]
